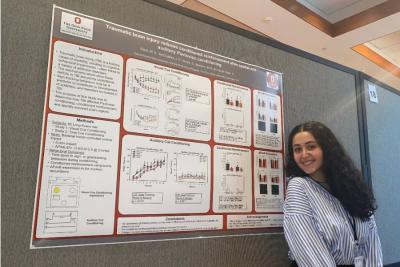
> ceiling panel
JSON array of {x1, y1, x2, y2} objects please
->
[
  {"x1": 296, "y1": 0, "x2": 388, "y2": 23},
  {"x1": 366, "y1": 30, "x2": 400, "y2": 67},
  {"x1": 369, "y1": 30, "x2": 400, "y2": 49}
]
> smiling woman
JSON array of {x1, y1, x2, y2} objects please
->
[
  {"x1": 291, "y1": 131, "x2": 324, "y2": 183},
  {"x1": 284, "y1": 121, "x2": 382, "y2": 267}
]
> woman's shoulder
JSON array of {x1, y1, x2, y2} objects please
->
[
  {"x1": 286, "y1": 176, "x2": 321, "y2": 202},
  {"x1": 284, "y1": 177, "x2": 312, "y2": 215},
  {"x1": 287, "y1": 176, "x2": 310, "y2": 189}
]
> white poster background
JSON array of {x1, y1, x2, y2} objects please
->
[
  {"x1": 118, "y1": 215, "x2": 223, "y2": 234},
  {"x1": 36, "y1": 114, "x2": 120, "y2": 238},
  {"x1": 50, "y1": 41, "x2": 123, "y2": 120},
  {"x1": 227, "y1": 214, "x2": 283, "y2": 229}
]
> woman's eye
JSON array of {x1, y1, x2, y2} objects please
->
[
  {"x1": 307, "y1": 144, "x2": 316, "y2": 150},
  {"x1": 293, "y1": 147, "x2": 302, "y2": 153}
]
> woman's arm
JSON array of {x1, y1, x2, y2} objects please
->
[
  {"x1": 284, "y1": 178, "x2": 336, "y2": 267},
  {"x1": 365, "y1": 216, "x2": 383, "y2": 267}
]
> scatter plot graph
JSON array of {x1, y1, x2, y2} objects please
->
[
  {"x1": 132, "y1": 69, "x2": 162, "y2": 98},
  {"x1": 126, "y1": 148, "x2": 168, "y2": 182}
]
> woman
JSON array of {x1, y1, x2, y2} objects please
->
[{"x1": 284, "y1": 121, "x2": 382, "y2": 267}]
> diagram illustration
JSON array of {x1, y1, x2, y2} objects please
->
[
  {"x1": 173, "y1": 152, "x2": 208, "y2": 183},
  {"x1": 44, "y1": 211, "x2": 78, "y2": 234},
  {"x1": 124, "y1": 148, "x2": 168, "y2": 182},
  {"x1": 46, "y1": 177, "x2": 80, "y2": 208},
  {"x1": 131, "y1": 69, "x2": 162, "y2": 98}
]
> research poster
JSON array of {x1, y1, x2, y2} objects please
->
[{"x1": 31, "y1": 6, "x2": 285, "y2": 248}]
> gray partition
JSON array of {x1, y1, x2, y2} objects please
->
[
  {"x1": 363, "y1": 79, "x2": 400, "y2": 265},
  {"x1": 2, "y1": 0, "x2": 362, "y2": 266}
]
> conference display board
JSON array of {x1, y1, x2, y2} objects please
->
[{"x1": 31, "y1": 6, "x2": 285, "y2": 248}]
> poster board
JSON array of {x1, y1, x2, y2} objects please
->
[{"x1": 31, "y1": 5, "x2": 285, "y2": 248}]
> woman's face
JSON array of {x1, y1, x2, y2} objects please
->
[{"x1": 292, "y1": 131, "x2": 325, "y2": 181}]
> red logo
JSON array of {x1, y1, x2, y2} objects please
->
[
  {"x1": 266, "y1": 72, "x2": 279, "y2": 90},
  {"x1": 74, "y1": 17, "x2": 81, "y2": 24}
]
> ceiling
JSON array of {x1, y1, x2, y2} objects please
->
[
  {"x1": 296, "y1": 0, "x2": 387, "y2": 23},
  {"x1": 165, "y1": 0, "x2": 400, "y2": 91}
]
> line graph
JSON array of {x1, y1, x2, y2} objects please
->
[
  {"x1": 126, "y1": 148, "x2": 168, "y2": 182},
  {"x1": 165, "y1": 74, "x2": 181, "y2": 90},
  {"x1": 174, "y1": 153, "x2": 208, "y2": 183},
  {"x1": 133, "y1": 105, "x2": 159, "y2": 128},
  {"x1": 131, "y1": 158, "x2": 166, "y2": 180},
  {"x1": 132, "y1": 69, "x2": 162, "y2": 98}
]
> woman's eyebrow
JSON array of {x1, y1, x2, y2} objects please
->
[{"x1": 292, "y1": 141, "x2": 317, "y2": 146}]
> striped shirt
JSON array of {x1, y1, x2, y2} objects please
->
[{"x1": 284, "y1": 176, "x2": 382, "y2": 267}]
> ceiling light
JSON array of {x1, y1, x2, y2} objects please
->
[{"x1": 263, "y1": 17, "x2": 273, "y2": 23}]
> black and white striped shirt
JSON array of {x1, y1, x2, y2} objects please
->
[{"x1": 284, "y1": 176, "x2": 382, "y2": 267}]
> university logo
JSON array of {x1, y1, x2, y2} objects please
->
[
  {"x1": 60, "y1": 12, "x2": 93, "y2": 40},
  {"x1": 266, "y1": 72, "x2": 279, "y2": 90},
  {"x1": 74, "y1": 17, "x2": 81, "y2": 24}
]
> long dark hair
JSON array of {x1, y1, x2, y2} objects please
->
[{"x1": 286, "y1": 121, "x2": 376, "y2": 219}]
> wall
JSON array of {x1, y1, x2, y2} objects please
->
[
  {"x1": 2, "y1": 0, "x2": 362, "y2": 266},
  {"x1": 363, "y1": 79, "x2": 400, "y2": 265}
]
